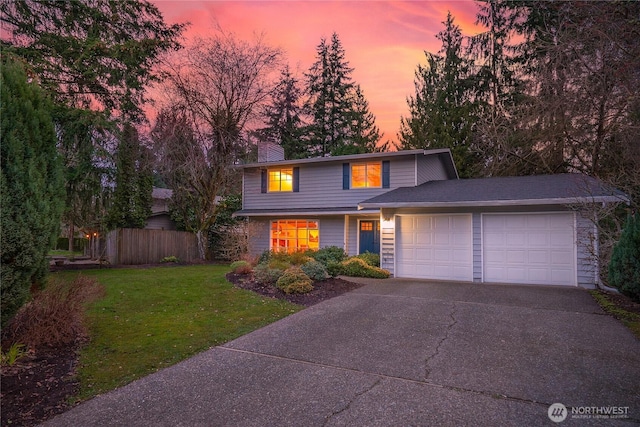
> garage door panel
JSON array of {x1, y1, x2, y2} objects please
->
[
  {"x1": 397, "y1": 215, "x2": 472, "y2": 281},
  {"x1": 483, "y1": 213, "x2": 576, "y2": 286}
]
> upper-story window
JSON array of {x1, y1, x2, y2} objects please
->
[
  {"x1": 351, "y1": 162, "x2": 381, "y2": 188},
  {"x1": 268, "y1": 168, "x2": 293, "y2": 192}
]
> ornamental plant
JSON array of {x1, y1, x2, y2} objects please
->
[{"x1": 276, "y1": 266, "x2": 313, "y2": 294}]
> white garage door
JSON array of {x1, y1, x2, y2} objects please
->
[
  {"x1": 483, "y1": 213, "x2": 576, "y2": 286},
  {"x1": 396, "y1": 215, "x2": 473, "y2": 281}
]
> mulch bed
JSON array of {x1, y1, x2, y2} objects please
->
[
  {"x1": 1, "y1": 270, "x2": 363, "y2": 427},
  {"x1": 1, "y1": 345, "x2": 81, "y2": 427},
  {"x1": 226, "y1": 272, "x2": 364, "y2": 307}
]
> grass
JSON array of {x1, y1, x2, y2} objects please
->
[
  {"x1": 48, "y1": 249, "x2": 83, "y2": 257},
  {"x1": 55, "y1": 265, "x2": 302, "y2": 401},
  {"x1": 590, "y1": 290, "x2": 640, "y2": 339}
]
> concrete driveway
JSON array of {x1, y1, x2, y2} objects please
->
[{"x1": 44, "y1": 279, "x2": 640, "y2": 426}]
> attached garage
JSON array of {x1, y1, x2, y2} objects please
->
[
  {"x1": 396, "y1": 214, "x2": 473, "y2": 281},
  {"x1": 482, "y1": 213, "x2": 576, "y2": 286},
  {"x1": 360, "y1": 174, "x2": 627, "y2": 288}
]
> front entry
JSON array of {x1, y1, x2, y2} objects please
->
[{"x1": 359, "y1": 220, "x2": 380, "y2": 254}]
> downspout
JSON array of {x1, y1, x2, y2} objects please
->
[{"x1": 594, "y1": 206, "x2": 620, "y2": 294}]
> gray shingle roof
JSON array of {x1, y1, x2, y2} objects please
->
[{"x1": 359, "y1": 174, "x2": 628, "y2": 208}]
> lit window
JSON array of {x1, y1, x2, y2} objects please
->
[
  {"x1": 268, "y1": 168, "x2": 293, "y2": 192},
  {"x1": 271, "y1": 220, "x2": 319, "y2": 253},
  {"x1": 351, "y1": 162, "x2": 381, "y2": 188}
]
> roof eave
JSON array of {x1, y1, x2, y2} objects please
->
[
  {"x1": 233, "y1": 208, "x2": 381, "y2": 218},
  {"x1": 359, "y1": 195, "x2": 625, "y2": 209}
]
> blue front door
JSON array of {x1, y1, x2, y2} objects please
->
[{"x1": 359, "y1": 220, "x2": 380, "y2": 254}]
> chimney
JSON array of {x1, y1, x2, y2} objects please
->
[{"x1": 257, "y1": 141, "x2": 285, "y2": 162}]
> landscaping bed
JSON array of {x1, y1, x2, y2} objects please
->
[{"x1": 226, "y1": 272, "x2": 364, "y2": 307}]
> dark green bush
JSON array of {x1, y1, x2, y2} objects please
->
[
  {"x1": 355, "y1": 251, "x2": 380, "y2": 267},
  {"x1": 254, "y1": 263, "x2": 285, "y2": 286},
  {"x1": 229, "y1": 260, "x2": 252, "y2": 274},
  {"x1": 257, "y1": 250, "x2": 273, "y2": 265},
  {"x1": 309, "y1": 246, "x2": 346, "y2": 267},
  {"x1": 301, "y1": 260, "x2": 329, "y2": 281},
  {"x1": 341, "y1": 257, "x2": 390, "y2": 279},
  {"x1": 326, "y1": 261, "x2": 344, "y2": 277},
  {"x1": 609, "y1": 214, "x2": 640, "y2": 302},
  {"x1": 276, "y1": 266, "x2": 313, "y2": 294}
]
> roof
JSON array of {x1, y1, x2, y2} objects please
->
[
  {"x1": 234, "y1": 207, "x2": 380, "y2": 217},
  {"x1": 238, "y1": 148, "x2": 454, "y2": 169},
  {"x1": 152, "y1": 187, "x2": 173, "y2": 200},
  {"x1": 359, "y1": 174, "x2": 628, "y2": 209}
]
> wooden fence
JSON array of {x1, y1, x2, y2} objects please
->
[{"x1": 106, "y1": 228, "x2": 199, "y2": 265}]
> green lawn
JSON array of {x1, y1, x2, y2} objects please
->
[
  {"x1": 55, "y1": 265, "x2": 302, "y2": 401},
  {"x1": 48, "y1": 249, "x2": 83, "y2": 257}
]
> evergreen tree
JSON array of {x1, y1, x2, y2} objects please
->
[
  {"x1": 106, "y1": 124, "x2": 153, "y2": 229},
  {"x1": 399, "y1": 13, "x2": 479, "y2": 177},
  {"x1": 1, "y1": 57, "x2": 65, "y2": 327},
  {"x1": 305, "y1": 32, "x2": 382, "y2": 156},
  {"x1": 343, "y1": 85, "x2": 383, "y2": 155},
  {"x1": 257, "y1": 65, "x2": 306, "y2": 159},
  {"x1": 609, "y1": 214, "x2": 640, "y2": 302}
]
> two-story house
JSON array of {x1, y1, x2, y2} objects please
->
[{"x1": 235, "y1": 147, "x2": 626, "y2": 288}]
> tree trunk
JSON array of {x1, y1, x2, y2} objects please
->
[
  {"x1": 196, "y1": 230, "x2": 206, "y2": 260},
  {"x1": 68, "y1": 222, "x2": 74, "y2": 252}
]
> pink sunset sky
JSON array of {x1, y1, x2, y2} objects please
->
[{"x1": 152, "y1": 1, "x2": 481, "y2": 144}]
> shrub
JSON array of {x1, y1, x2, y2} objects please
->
[
  {"x1": 288, "y1": 251, "x2": 314, "y2": 266},
  {"x1": 301, "y1": 260, "x2": 329, "y2": 281},
  {"x1": 257, "y1": 250, "x2": 273, "y2": 265},
  {"x1": 229, "y1": 260, "x2": 252, "y2": 274},
  {"x1": 355, "y1": 251, "x2": 380, "y2": 267},
  {"x1": 341, "y1": 257, "x2": 390, "y2": 279},
  {"x1": 268, "y1": 258, "x2": 292, "y2": 271},
  {"x1": 310, "y1": 246, "x2": 347, "y2": 267},
  {"x1": 276, "y1": 266, "x2": 313, "y2": 294},
  {"x1": 3, "y1": 274, "x2": 105, "y2": 349},
  {"x1": 326, "y1": 261, "x2": 344, "y2": 277},
  {"x1": 160, "y1": 256, "x2": 180, "y2": 264},
  {"x1": 609, "y1": 214, "x2": 640, "y2": 302},
  {"x1": 254, "y1": 263, "x2": 285, "y2": 286}
]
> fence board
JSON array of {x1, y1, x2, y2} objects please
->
[{"x1": 106, "y1": 228, "x2": 199, "y2": 265}]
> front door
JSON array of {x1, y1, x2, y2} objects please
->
[{"x1": 359, "y1": 220, "x2": 380, "y2": 254}]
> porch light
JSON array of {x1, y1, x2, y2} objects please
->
[{"x1": 381, "y1": 217, "x2": 395, "y2": 229}]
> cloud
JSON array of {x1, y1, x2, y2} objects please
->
[{"x1": 152, "y1": 0, "x2": 480, "y2": 144}]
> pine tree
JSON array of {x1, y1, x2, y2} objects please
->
[
  {"x1": 305, "y1": 32, "x2": 381, "y2": 156},
  {"x1": 1, "y1": 57, "x2": 65, "y2": 326},
  {"x1": 399, "y1": 13, "x2": 479, "y2": 177},
  {"x1": 342, "y1": 85, "x2": 383, "y2": 155},
  {"x1": 107, "y1": 124, "x2": 153, "y2": 230},
  {"x1": 257, "y1": 66, "x2": 306, "y2": 159}
]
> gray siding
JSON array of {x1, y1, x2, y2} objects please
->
[
  {"x1": 347, "y1": 216, "x2": 359, "y2": 255},
  {"x1": 145, "y1": 214, "x2": 176, "y2": 231},
  {"x1": 244, "y1": 156, "x2": 418, "y2": 210},
  {"x1": 416, "y1": 155, "x2": 449, "y2": 184},
  {"x1": 576, "y1": 212, "x2": 597, "y2": 288},
  {"x1": 319, "y1": 217, "x2": 346, "y2": 249},
  {"x1": 472, "y1": 212, "x2": 482, "y2": 282}
]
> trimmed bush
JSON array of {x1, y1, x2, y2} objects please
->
[
  {"x1": 355, "y1": 251, "x2": 380, "y2": 267},
  {"x1": 609, "y1": 214, "x2": 640, "y2": 302},
  {"x1": 341, "y1": 257, "x2": 390, "y2": 279},
  {"x1": 254, "y1": 263, "x2": 285, "y2": 286},
  {"x1": 229, "y1": 260, "x2": 252, "y2": 274},
  {"x1": 301, "y1": 260, "x2": 329, "y2": 281},
  {"x1": 276, "y1": 266, "x2": 313, "y2": 294},
  {"x1": 326, "y1": 261, "x2": 344, "y2": 277},
  {"x1": 310, "y1": 246, "x2": 346, "y2": 267}
]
